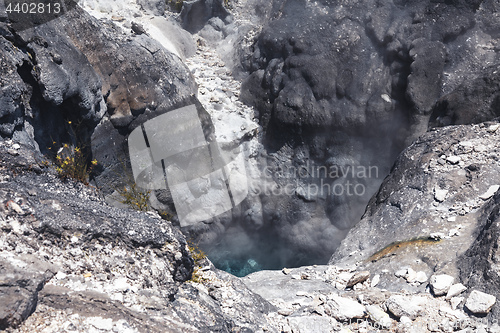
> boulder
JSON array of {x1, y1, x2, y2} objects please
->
[
  {"x1": 326, "y1": 295, "x2": 366, "y2": 321},
  {"x1": 365, "y1": 305, "x2": 392, "y2": 328},
  {"x1": 0, "y1": 256, "x2": 55, "y2": 329},
  {"x1": 179, "y1": 0, "x2": 229, "y2": 33},
  {"x1": 385, "y1": 295, "x2": 424, "y2": 320},
  {"x1": 430, "y1": 275, "x2": 455, "y2": 296},
  {"x1": 465, "y1": 290, "x2": 496, "y2": 315},
  {"x1": 0, "y1": 4, "x2": 197, "y2": 195},
  {"x1": 446, "y1": 284, "x2": 467, "y2": 300}
]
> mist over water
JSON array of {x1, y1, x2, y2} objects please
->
[
  {"x1": 194, "y1": 144, "x2": 392, "y2": 277},
  {"x1": 204, "y1": 224, "x2": 344, "y2": 277}
]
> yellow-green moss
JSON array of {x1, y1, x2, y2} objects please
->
[{"x1": 367, "y1": 237, "x2": 442, "y2": 263}]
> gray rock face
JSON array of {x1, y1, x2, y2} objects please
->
[
  {"x1": 236, "y1": 0, "x2": 500, "y2": 267},
  {"x1": 0, "y1": 3, "x2": 198, "y2": 200},
  {"x1": 179, "y1": 0, "x2": 229, "y2": 33},
  {"x1": 0, "y1": 36, "x2": 30, "y2": 138},
  {"x1": 136, "y1": 0, "x2": 166, "y2": 15},
  {"x1": 0, "y1": 141, "x2": 274, "y2": 332},
  {"x1": 329, "y1": 122, "x2": 500, "y2": 298},
  {"x1": 459, "y1": 190, "x2": 500, "y2": 318},
  {"x1": 0, "y1": 255, "x2": 55, "y2": 329},
  {"x1": 0, "y1": 20, "x2": 103, "y2": 149},
  {"x1": 429, "y1": 64, "x2": 500, "y2": 128}
]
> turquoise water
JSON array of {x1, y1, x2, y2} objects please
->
[{"x1": 213, "y1": 257, "x2": 263, "y2": 277}]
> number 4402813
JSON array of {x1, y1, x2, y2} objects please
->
[{"x1": 6, "y1": 2, "x2": 61, "y2": 14}]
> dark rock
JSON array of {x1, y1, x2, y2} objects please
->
[
  {"x1": 459, "y1": 191, "x2": 500, "y2": 319},
  {"x1": 406, "y1": 39, "x2": 447, "y2": 115},
  {"x1": 0, "y1": 256, "x2": 55, "y2": 330},
  {"x1": 1, "y1": 4, "x2": 197, "y2": 195},
  {"x1": 236, "y1": 0, "x2": 500, "y2": 267},
  {"x1": 38, "y1": 285, "x2": 174, "y2": 333},
  {"x1": 0, "y1": 35, "x2": 29, "y2": 137},
  {"x1": 137, "y1": 0, "x2": 166, "y2": 16},
  {"x1": 0, "y1": 143, "x2": 277, "y2": 331},
  {"x1": 179, "y1": 0, "x2": 229, "y2": 33},
  {"x1": 0, "y1": 144, "x2": 194, "y2": 284},
  {"x1": 429, "y1": 64, "x2": 500, "y2": 128},
  {"x1": 131, "y1": 22, "x2": 147, "y2": 35},
  {"x1": 0, "y1": 13, "x2": 107, "y2": 150}
]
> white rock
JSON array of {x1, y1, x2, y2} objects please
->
[
  {"x1": 430, "y1": 274, "x2": 454, "y2": 296},
  {"x1": 327, "y1": 295, "x2": 366, "y2": 321},
  {"x1": 476, "y1": 326, "x2": 489, "y2": 333},
  {"x1": 371, "y1": 274, "x2": 380, "y2": 287},
  {"x1": 447, "y1": 156, "x2": 461, "y2": 164},
  {"x1": 6, "y1": 201, "x2": 24, "y2": 215},
  {"x1": 113, "y1": 277, "x2": 131, "y2": 292},
  {"x1": 385, "y1": 295, "x2": 423, "y2": 319},
  {"x1": 446, "y1": 283, "x2": 467, "y2": 299},
  {"x1": 400, "y1": 316, "x2": 412, "y2": 326},
  {"x1": 474, "y1": 145, "x2": 488, "y2": 152},
  {"x1": 90, "y1": 317, "x2": 113, "y2": 330},
  {"x1": 110, "y1": 293, "x2": 124, "y2": 303},
  {"x1": 55, "y1": 271, "x2": 67, "y2": 280},
  {"x1": 335, "y1": 282, "x2": 346, "y2": 290},
  {"x1": 430, "y1": 232, "x2": 446, "y2": 240},
  {"x1": 395, "y1": 268, "x2": 407, "y2": 278},
  {"x1": 450, "y1": 296, "x2": 464, "y2": 310},
  {"x1": 434, "y1": 187, "x2": 448, "y2": 202},
  {"x1": 337, "y1": 271, "x2": 354, "y2": 283},
  {"x1": 381, "y1": 94, "x2": 391, "y2": 103},
  {"x1": 415, "y1": 271, "x2": 428, "y2": 284},
  {"x1": 366, "y1": 305, "x2": 392, "y2": 328},
  {"x1": 439, "y1": 305, "x2": 467, "y2": 320},
  {"x1": 113, "y1": 319, "x2": 136, "y2": 333},
  {"x1": 479, "y1": 185, "x2": 500, "y2": 200},
  {"x1": 487, "y1": 124, "x2": 500, "y2": 133},
  {"x1": 12, "y1": 143, "x2": 20, "y2": 150},
  {"x1": 406, "y1": 267, "x2": 417, "y2": 283},
  {"x1": 8, "y1": 219, "x2": 22, "y2": 234},
  {"x1": 459, "y1": 141, "x2": 474, "y2": 148},
  {"x1": 465, "y1": 290, "x2": 496, "y2": 314}
]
